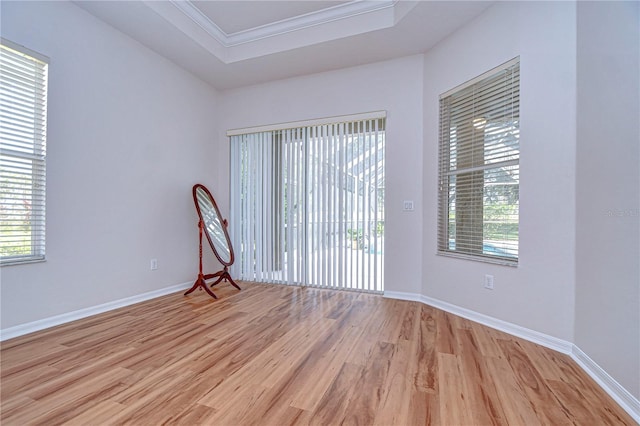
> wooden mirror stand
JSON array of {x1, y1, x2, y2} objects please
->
[{"x1": 184, "y1": 184, "x2": 241, "y2": 299}]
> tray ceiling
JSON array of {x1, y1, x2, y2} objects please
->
[{"x1": 74, "y1": 1, "x2": 494, "y2": 90}]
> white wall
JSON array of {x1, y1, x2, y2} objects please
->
[
  {"x1": 422, "y1": 1, "x2": 577, "y2": 340},
  {"x1": 0, "y1": 1, "x2": 220, "y2": 329},
  {"x1": 575, "y1": 1, "x2": 640, "y2": 399},
  {"x1": 218, "y1": 55, "x2": 424, "y2": 295}
]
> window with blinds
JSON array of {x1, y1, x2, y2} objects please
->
[
  {"x1": 229, "y1": 113, "x2": 385, "y2": 292},
  {"x1": 438, "y1": 58, "x2": 520, "y2": 265},
  {"x1": 0, "y1": 39, "x2": 49, "y2": 265}
]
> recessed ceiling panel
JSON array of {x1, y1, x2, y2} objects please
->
[{"x1": 191, "y1": 0, "x2": 350, "y2": 34}]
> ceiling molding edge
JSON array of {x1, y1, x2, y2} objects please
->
[
  {"x1": 152, "y1": 0, "x2": 407, "y2": 63},
  {"x1": 170, "y1": 0, "x2": 398, "y2": 47},
  {"x1": 169, "y1": 0, "x2": 230, "y2": 46},
  {"x1": 225, "y1": 0, "x2": 397, "y2": 46}
]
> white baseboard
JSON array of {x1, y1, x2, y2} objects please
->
[
  {"x1": 383, "y1": 290, "x2": 422, "y2": 302},
  {"x1": 571, "y1": 345, "x2": 640, "y2": 424},
  {"x1": 0, "y1": 281, "x2": 192, "y2": 342},
  {"x1": 420, "y1": 294, "x2": 574, "y2": 354},
  {"x1": 384, "y1": 290, "x2": 640, "y2": 423}
]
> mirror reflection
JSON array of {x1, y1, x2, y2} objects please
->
[{"x1": 195, "y1": 186, "x2": 231, "y2": 264}]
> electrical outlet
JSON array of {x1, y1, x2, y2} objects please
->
[
  {"x1": 484, "y1": 274, "x2": 494, "y2": 290},
  {"x1": 150, "y1": 258, "x2": 158, "y2": 271},
  {"x1": 403, "y1": 200, "x2": 414, "y2": 211}
]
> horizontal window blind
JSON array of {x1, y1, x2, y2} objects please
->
[
  {"x1": 0, "y1": 40, "x2": 48, "y2": 265},
  {"x1": 230, "y1": 114, "x2": 385, "y2": 292},
  {"x1": 438, "y1": 58, "x2": 519, "y2": 265}
]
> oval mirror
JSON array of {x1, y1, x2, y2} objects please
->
[
  {"x1": 185, "y1": 184, "x2": 240, "y2": 299},
  {"x1": 193, "y1": 184, "x2": 234, "y2": 266}
]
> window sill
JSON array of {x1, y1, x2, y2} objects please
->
[
  {"x1": 1, "y1": 257, "x2": 46, "y2": 267},
  {"x1": 437, "y1": 250, "x2": 518, "y2": 267}
]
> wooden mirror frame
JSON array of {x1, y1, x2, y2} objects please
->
[
  {"x1": 184, "y1": 184, "x2": 241, "y2": 299},
  {"x1": 193, "y1": 184, "x2": 234, "y2": 266}
]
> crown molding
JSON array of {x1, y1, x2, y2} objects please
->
[
  {"x1": 169, "y1": 0, "x2": 229, "y2": 46},
  {"x1": 145, "y1": 0, "x2": 411, "y2": 63},
  {"x1": 227, "y1": 1, "x2": 396, "y2": 46}
]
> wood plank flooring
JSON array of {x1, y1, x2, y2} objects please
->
[{"x1": 1, "y1": 282, "x2": 635, "y2": 425}]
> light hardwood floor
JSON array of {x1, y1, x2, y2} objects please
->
[{"x1": 1, "y1": 282, "x2": 635, "y2": 425}]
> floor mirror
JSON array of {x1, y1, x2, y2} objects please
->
[{"x1": 184, "y1": 184, "x2": 241, "y2": 299}]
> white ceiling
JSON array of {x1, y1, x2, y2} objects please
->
[
  {"x1": 74, "y1": 0, "x2": 494, "y2": 91},
  {"x1": 191, "y1": 1, "x2": 351, "y2": 34}
]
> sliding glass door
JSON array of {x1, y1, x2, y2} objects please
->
[{"x1": 230, "y1": 115, "x2": 385, "y2": 292}]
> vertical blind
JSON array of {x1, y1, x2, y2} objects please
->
[
  {"x1": 438, "y1": 58, "x2": 520, "y2": 265},
  {"x1": 229, "y1": 114, "x2": 385, "y2": 292},
  {"x1": 0, "y1": 40, "x2": 48, "y2": 265}
]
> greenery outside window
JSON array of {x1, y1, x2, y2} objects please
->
[
  {"x1": 438, "y1": 58, "x2": 520, "y2": 265},
  {"x1": 0, "y1": 39, "x2": 49, "y2": 265}
]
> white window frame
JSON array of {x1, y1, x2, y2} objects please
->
[
  {"x1": 0, "y1": 39, "x2": 49, "y2": 265},
  {"x1": 437, "y1": 57, "x2": 520, "y2": 266}
]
